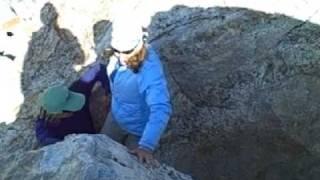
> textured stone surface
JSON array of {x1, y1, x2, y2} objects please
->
[
  {"x1": 2, "y1": 0, "x2": 320, "y2": 123},
  {"x1": 1, "y1": 1, "x2": 320, "y2": 180},
  {"x1": 148, "y1": 6, "x2": 320, "y2": 180},
  {"x1": 0, "y1": 3, "x2": 190, "y2": 180},
  {"x1": 0, "y1": 134, "x2": 192, "y2": 180},
  {"x1": 19, "y1": 2, "x2": 85, "y2": 123},
  {"x1": 0, "y1": 3, "x2": 103, "y2": 174},
  {"x1": 0, "y1": 0, "x2": 111, "y2": 123}
]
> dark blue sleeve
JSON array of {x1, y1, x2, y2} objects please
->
[
  {"x1": 35, "y1": 118, "x2": 61, "y2": 146},
  {"x1": 70, "y1": 62, "x2": 110, "y2": 96}
]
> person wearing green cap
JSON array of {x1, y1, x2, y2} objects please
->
[{"x1": 35, "y1": 61, "x2": 110, "y2": 146}]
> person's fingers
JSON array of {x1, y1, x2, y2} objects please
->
[
  {"x1": 42, "y1": 109, "x2": 47, "y2": 119},
  {"x1": 44, "y1": 114, "x2": 48, "y2": 121},
  {"x1": 152, "y1": 158, "x2": 160, "y2": 168},
  {"x1": 128, "y1": 149, "x2": 137, "y2": 154},
  {"x1": 39, "y1": 108, "x2": 44, "y2": 119},
  {"x1": 129, "y1": 150, "x2": 135, "y2": 154},
  {"x1": 38, "y1": 109, "x2": 42, "y2": 119},
  {"x1": 144, "y1": 159, "x2": 152, "y2": 168},
  {"x1": 46, "y1": 115, "x2": 54, "y2": 122},
  {"x1": 44, "y1": 114, "x2": 50, "y2": 121},
  {"x1": 129, "y1": 149, "x2": 156, "y2": 167},
  {"x1": 145, "y1": 155, "x2": 152, "y2": 165},
  {"x1": 138, "y1": 154, "x2": 144, "y2": 163}
]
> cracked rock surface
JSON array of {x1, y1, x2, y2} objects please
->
[
  {"x1": 0, "y1": 134, "x2": 191, "y2": 180},
  {"x1": 1, "y1": 1, "x2": 320, "y2": 180},
  {"x1": 148, "y1": 6, "x2": 320, "y2": 180}
]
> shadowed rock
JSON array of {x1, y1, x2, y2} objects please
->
[
  {"x1": 1, "y1": 2, "x2": 320, "y2": 180},
  {"x1": 147, "y1": 6, "x2": 320, "y2": 180}
]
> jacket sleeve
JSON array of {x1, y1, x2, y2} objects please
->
[
  {"x1": 138, "y1": 49, "x2": 172, "y2": 151},
  {"x1": 35, "y1": 118, "x2": 61, "y2": 146},
  {"x1": 75, "y1": 62, "x2": 110, "y2": 96}
]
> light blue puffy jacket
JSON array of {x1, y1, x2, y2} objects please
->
[{"x1": 107, "y1": 46, "x2": 172, "y2": 151}]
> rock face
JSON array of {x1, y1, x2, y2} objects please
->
[
  {"x1": 0, "y1": 0, "x2": 111, "y2": 123},
  {"x1": 0, "y1": 2, "x2": 190, "y2": 180},
  {"x1": 1, "y1": 1, "x2": 320, "y2": 180},
  {"x1": 0, "y1": 134, "x2": 191, "y2": 180},
  {"x1": 147, "y1": 6, "x2": 320, "y2": 180},
  {"x1": 21, "y1": 3, "x2": 84, "y2": 98}
]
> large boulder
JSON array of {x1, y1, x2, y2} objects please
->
[
  {"x1": 148, "y1": 6, "x2": 320, "y2": 180},
  {"x1": 0, "y1": 134, "x2": 191, "y2": 180},
  {"x1": 1, "y1": 1, "x2": 320, "y2": 180}
]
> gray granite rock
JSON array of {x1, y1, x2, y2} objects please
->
[
  {"x1": 0, "y1": 2, "x2": 191, "y2": 180},
  {"x1": 0, "y1": 134, "x2": 192, "y2": 180},
  {"x1": 148, "y1": 6, "x2": 320, "y2": 180},
  {"x1": 1, "y1": 1, "x2": 320, "y2": 180},
  {"x1": 0, "y1": 3, "x2": 93, "y2": 172}
]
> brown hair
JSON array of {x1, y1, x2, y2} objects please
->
[{"x1": 124, "y1": 44, "x2": 147, "y2": 73}]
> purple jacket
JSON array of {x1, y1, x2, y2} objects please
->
[{"x1": 35, "y1": 62, "x2": 109, "y2": 146}]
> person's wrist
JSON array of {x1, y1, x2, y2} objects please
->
[{"x1": 138, "y1": 145, "x2": 153, "y2": 153}]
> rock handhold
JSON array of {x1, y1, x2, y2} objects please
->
[{"x1": 0, "y1": 134, "x2": 192, "y2": 180}]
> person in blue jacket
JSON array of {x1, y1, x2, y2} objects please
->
[
  {"x1": 100, "y1": 18, "x2": 172, "y2": 166},
  {"x1": 35, "y1": 61, "x2": 110, "y2": 146}
]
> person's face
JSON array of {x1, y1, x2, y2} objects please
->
[
  {"x1": 114, "y1": 48, "x2": 134, "y2": 62},
  {"x1": 113, "y1": 41, "x2": 144, "y2": 63}
]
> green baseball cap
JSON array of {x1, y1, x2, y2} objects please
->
[{"x1": 38, "y1": 85, "x2": 85, "y2": 113}]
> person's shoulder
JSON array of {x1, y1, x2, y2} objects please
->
[
  {"x1": 87, "y1": 61, "x2": 104, "y2": 69},
  {"x1": 145, "y1": 45, "x2": 159, "y2": 61},
  {"x1": 82, "y1": 61, "x2": 106, "y2": 76},
  {"x1": 142, "y1": 45, "x2": 161, "y2": 69}
]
